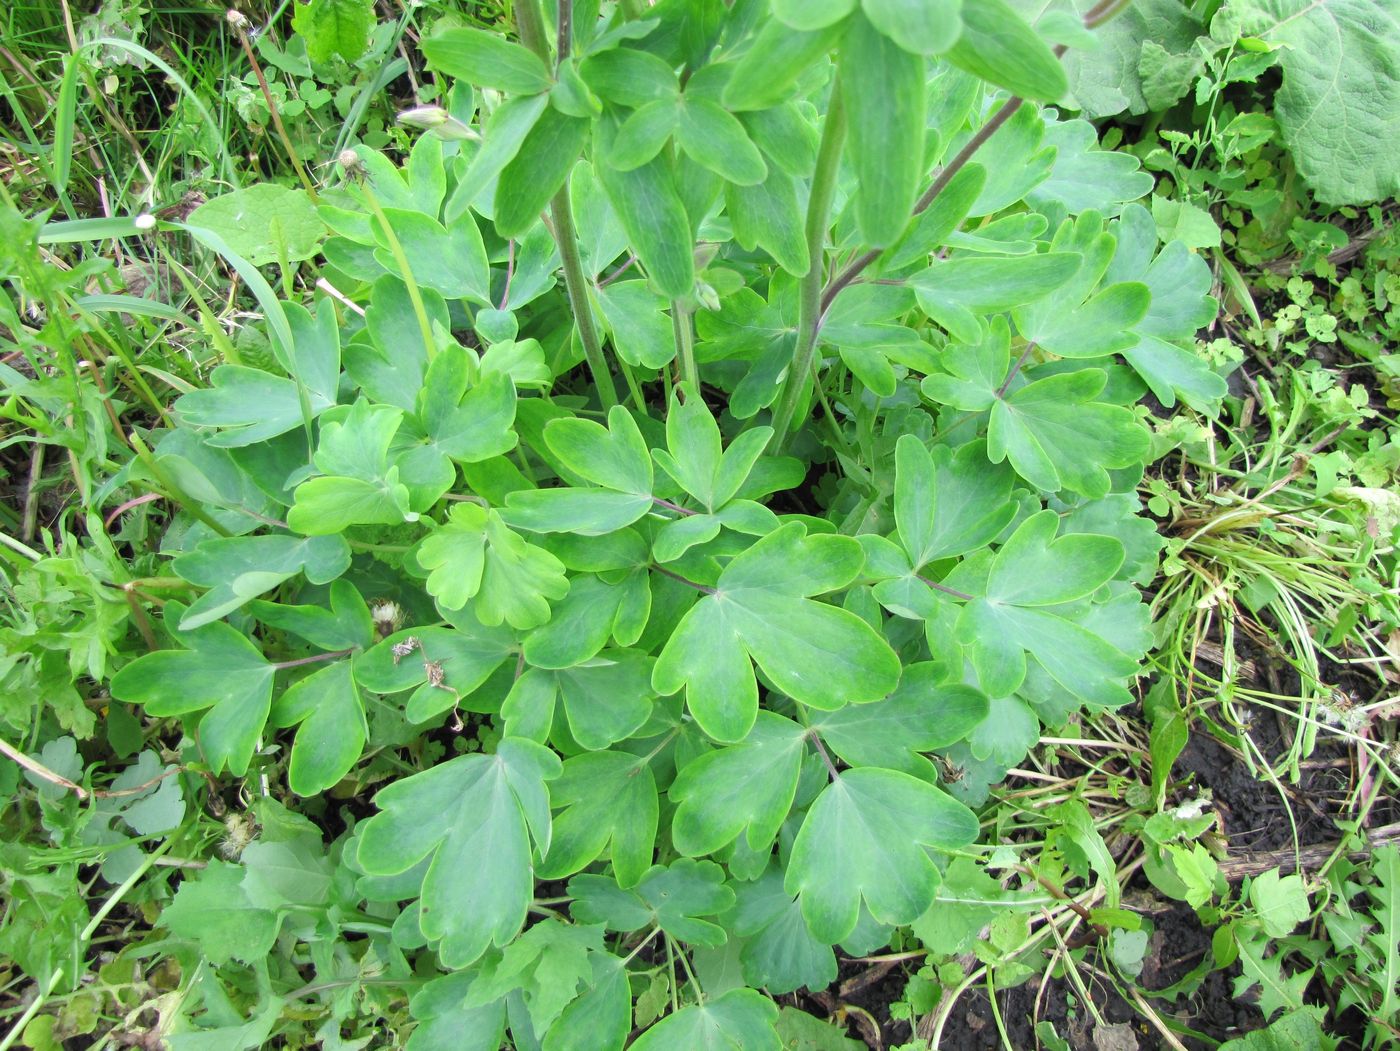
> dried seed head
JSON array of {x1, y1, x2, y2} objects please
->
[
  {"x1": 337, "y1": 148, "x2": 362, "y2": 173},
  {"x1": 219, "y1": 812, "x2": 257, "y2": 859},
  {"x1": 226, "y1": 8, "x2": 250, "y2": 29},
  {"x1": 373, "y1": 600, "x2": 405, "y2": 639}
]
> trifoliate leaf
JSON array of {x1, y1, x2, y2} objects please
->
[
  {"x1": 629, "y1": 988, "x2": 780, "y2": 1051},
  {"x1": 734, "y1": 867, "x2": 837, "y2": 995},
  {"x1": 957, "y1": 510, "x2": 1138, "y2": 705},
  {"x1": 544, "y1": 405, "x2": 653, "y2": 497},
  {"x1": 174, "y1": 534, "x2": 350, "y2": 630},
  {"x1": 670, "y1": 712, "x2": 809, "y2": 857},
  {"x1": 570, "y1": 858, "x2": 736, "y2": 947},
  {"x1": 893, "y1": 435, "x2": 1016, "y2": 568},
  {"x1": 988, "y1": 368, "x2": 1150, "y2": 498},
  {"x1": 109, "y1": 614, "x2": 273, "y2": 776},
  {"x1": 596, "y1": 281, "x2": 677, "y2": 368},
  {"x1": 653, "y1": 524, "x2": 901, "y2": 742},
  {"x1": 910, "y1": 253, "x2": 1079, "y2": 344},
  {"x1": 840, "y1": 11, "x2": 926, "y2": 246},
  {"x1": 268, "y1": 660, "x2": 365, "y2": 796},
  {"x1": 786, "y1": 768, "x2": 979, "y2": 943},
  {"x1": 807, "y1": 664, "x2": 988, "y2": 774},
  {"x1": 418, "y1": 503, "x2": 569, "y2": 630},
  {"x1": 355, "y1": 620, "x2": 515, "y2": 720},
  {"x1": 653, "y1": 390, "x2": 772, "y2": 513},
  {"x1": 502, "y1": 652, "x2": 655, "y2": 750},
  {"x1": 355, "y1": 738, "x2": 562, "y2": 967},
  {"x1": 538, "y1": 751, "x2": 658, "y2": 888}
]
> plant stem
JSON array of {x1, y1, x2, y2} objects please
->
[
  {"x1": 767, "y1": 84, "x2": 847, "y2": 450},
  {"x1": 360, "y1": 183, "x2": 437, "y2": 363},
  {"x1": 515, "y1": 0, "x2": 619, "y2": 408},
  {"x1": 551, "y1": 192, "x2": 619, "y2": 407},
  {"x1": 272, "y1": 647, "x2": 355, "y2": 671},
  {"x1": 672, "y1": 302, "x2": 698, "y2": 392},
  {"x1": 232, "y1": 17, "x2": 317, "y2": 201},
  {"x1": 820, "y1": 95, "x2": 1024, "y2": 315}
]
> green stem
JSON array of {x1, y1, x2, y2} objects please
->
[
  {"x1": 362, "y1": 184, "x2": 437, "y2": 363},
  {"x1": 672, "y1": 302, "x2": 698, "y2": 392},
  {"x1": 551, "y1": 191, "x2": 619, "y2": 408},
  {"x1": 767, "y1": 84, "x2": 846, "y2": 450},
  {"x1": 515, "y1": 0, "x2": 618, "y2": 408}
]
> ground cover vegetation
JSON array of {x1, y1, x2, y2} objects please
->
[{"x1": 1, "y1": 0, "x2": 1398, "y2": 1046}]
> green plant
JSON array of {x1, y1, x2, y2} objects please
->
[{"x1": 31, "y1": 0, "x2": 1400, "y2": 1044}]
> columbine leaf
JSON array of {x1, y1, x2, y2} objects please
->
[
  {"x1": 653, "y1": 524, "x2": 901, "y2": 741},
  {"x1": 109, "y1": 613, "x2": 273, "y2": 776},
  {"x1": 910, "y1": 252, "x2": 1079, "y2": 344},
  {"x1": 173, "y1": 534, "x2": 350, "y2": 630},
  {"x1": 786, "y1": 768, "x2": 979, "y2": 943},
  {"x1": 495, "y1": 108, "x2": 590, "y2": 238},
  {"x1": 629, "y1": 988, "x2": 780, "y2": 1051},
  {"x1": 988, "y1": 368, "x2": 1150, "y2": 498},
  {"x1": 268, "y1": 660, "x2": 365, "y2": 796},
  {"x1": 946, "y1": 0, "x2": 1067, "y2": 101},
  {"x1": 541, "y1": 955, "x2": 632, "y2": 1051},
  {"x1": 414, "y1": 344, "x2": 518, "y2": 462},
  {"x1": 570, "y1": 858, "x2": 736, "y2": 947},
  {"x1": 677, "y1": 98, "x2": 768, "y2": 186},
  {"x1": 726, "y1": 166, "x2": 810, "y2": 276},
  {"x1": 806, "y1": 664, "x2": 988, "y2": 775},
  {"x1": 406, "y1": 972, "x2": 507, "y2": 1051},
  {"x1": 957, "y1": 510, "x2": 1138, "y2": 705},
  {"x1": 669, "y1": 712, "x2": 809, "y2": 857},
  {"x1": 502, "y1": 652, "x2": 655, "y2": 750},
  {"x1": 175, "y1": 365, "x2": 334, "y2": 448},
  {"x1": 653, "y1": 390, "x2": 773, "y2": 512},
  {"x1": 893, "y1": 435, "x2": 1016, "y2": 568},
  {"x1": 862, "y1": 0, "x2": 962, "y2": 54},
  {"x1": 733, "y1": 867, "x2": 838, "y2": 995},
  {"x1": 355, "y1": 619, "x2": 515, "y2": 720},
  {"x1": 355, "y1": 738, "x2": 562, "y2": 967},
  {"x1": 723, "y1": 20, "x2": 844, "y2": 112},
  {"x1": 418, "y1": 503, "x2": 570, "y2": 630},
  {"x1": 591, "y1": 136, "x2": 694, "y2": 298},
  {"x1": 544, "y1": 405, "x2": 653, "y2": 497},
  {"x1": 840, "y1": 12, "x2": 926, "y2": 247},
  {"x1": 538, "y1": 750, "x2": 658, "y2": 888},
  {"x1": 464, "y1": 919, "x2": 604, "y2": 1035},
  {"x1": 422, "y1": 27, "x2": 553, "y2": 95}
]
